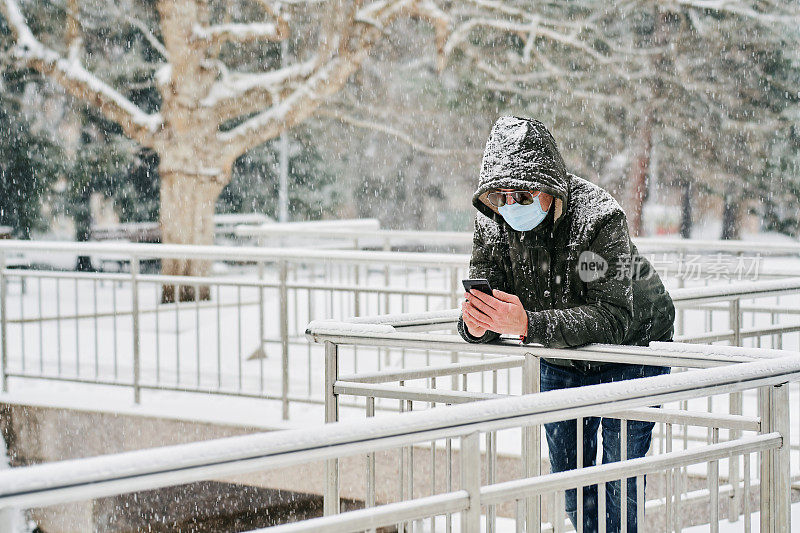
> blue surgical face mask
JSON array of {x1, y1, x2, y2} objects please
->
[{"x1": 498, "y1": 196, "x2": 549, "y2": 231}]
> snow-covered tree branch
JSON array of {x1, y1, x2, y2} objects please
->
[{"x1": 0, "y1": 0, "x2": 162, "y2": 146}]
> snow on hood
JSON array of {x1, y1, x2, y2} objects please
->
[{"x1": 473, "y1": 116, "x2": 569, "y2": 224}]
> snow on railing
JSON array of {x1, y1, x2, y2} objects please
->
[
  {"x1": 2, "y1": 240, "x2": 800, "y2": 422},
  {"x1": 0, "y1": 353, "x2": 797, "y2": 533},
  {"x1": 306, "y1": 311, "x2": 800, "y2": 533},
  {"x1": 235, "y1": 225, "x2": 800, "y2": 255}
]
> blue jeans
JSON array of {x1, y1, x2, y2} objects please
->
[{"x1": 541, "y1": 359, "x2": 671, "y2": 533}]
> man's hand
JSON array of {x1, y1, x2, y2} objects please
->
[{"x1": 461, "y1": 289, "x2": 528, "y2": 338}]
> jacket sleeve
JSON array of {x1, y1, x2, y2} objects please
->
[
  {"x1": 458, "y1": 216, "x2": 508, "y2": 344},
  {"x1": 524, "y1": 211, "x2": 634, "y2": 348}
]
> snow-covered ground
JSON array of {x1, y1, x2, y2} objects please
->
[{"x1": 683, "y1": 502, "x2": 800, "y2": 532}]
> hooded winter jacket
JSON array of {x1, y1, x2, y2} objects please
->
[{"x1": 458, "y1": 117, "x2": 675, "y2": 366}]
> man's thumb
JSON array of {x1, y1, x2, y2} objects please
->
[{"x1": 492, "y1": 289, "x2": 517, "y2": 302}]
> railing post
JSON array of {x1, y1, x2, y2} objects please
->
[
  {"x1": 450, "y1": 266, "x2": 460, "y2": 390},
  {"x1": 354, "y1": 264, "x2": 361, "y2": 316},
  {"x1": 728, "y1": 392, "x2": 742, "y2": 523},
  {"x1": 0, "y1": 251, "x2": 7, "y2": 394},
  {"x1": 758, "y1": 385, "x2": 773, "y2": 532},
  {"x1": 773, "y1": 383, "x2": 791, "y2": 533},
  {"x1": 279, "y1": 260, "x2": 289, "y2": 420},
  {"x1": 324, "y1": 340, "x2": 340, "y2": 516},
  {"x1": 461, "y1": 431, "x2": 480, "y2": 533},
  {"x1": 729, "y1": 298, "x2": 741, "y2": 346},
  {"x1": 676, "y1": 256, "x2": 685, "y2": 336},
  {"x1": 249, "y1": 261, "x2": 267, "y2": 360},
  {"x1": 523, "y1": 353, "x2": 541, "y2": 533},
  {"x1": 131, "y1": 256, "x2": 141, "y2": 404}
]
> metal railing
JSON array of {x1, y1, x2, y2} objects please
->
[
  {"x1": 305, "y1": 313, "x2": 800, "y2": 532},
  {"x1": 0, "y1": 347, "x2": 797, "y2": 532},
  {"x1": 2, "y1": 240, "x2": 800, "y2": 422},
  {"x1": 236, "y1": 223, "x2": 800, "y2": 255},
  {"x1": 0, "y1": 241, "x2": 469, "y2": 419}
]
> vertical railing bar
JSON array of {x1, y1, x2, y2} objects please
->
[
  {"x1": 237, "y1": 285, "x2": 242, "y2": 390},
  {"x1": 675, "y1": 449, "x2": 682, "y2": 533},
  {"x1": 354, "y1": 266, "x2": 360, "y2": 375},
  {"x1": 743, "y1": 452, "x2": 751, "y2": 533},
  {"x1": 728, "y1": 391, "x2": 742, "y2": 523},
  {"x1": 216, "y1": 284, "x2": 221, "y2": 389},
  {"x1": 131, "y1": 257, "x2": 141, "y2": 403},
  {"x1": 773, "y1": 383, "x2": 791, "y2": 532},
  {"x1": 450, "y1": 267, "x2": 459, "y2": 392},
  {"x1": 293, "y1": 266, "x2": 300, "y2": 353},
  {"x1": 408, "y1": 400, "x2": 414, "y2": 529},
  {"x1": 280, "y1": 260, "x2": 289, "y2": 420},
  {"x1": 430, "y1": 378, "x2": 437, "y2": 533},
  {"x1": 194, "y1": 281, "x2": 201, "y2": 387},
  {"x1": 577, "y1": 415, "x2": 584, "y2": 533},
  {"x1": 665, "y1": 423, "x2": 673, "y2": 533},
  {"x1": 554, "y1": 491, "x2": 564, "y2": 533},
  {"x1": 460, "y1": 431, "x2": 480, "y2": 533},
  {"x1": 0, "y1": 252, "x2": 7, "y2": 393},
  {"x1": 111, "y1": 278, "x2": 116, "y2": 379},
  {"x1": 366, "y1": 395, "x2": 376, "y2": 533},
  {"x1": 397, "y1": 380, "x2": 405, "y2": 533},
  {"x1": 710, "y1": 426, "x2": 719, "y2": 533},
  {"x1": 306, "y1": 287, "x2": 312, "y2": 396},
  {"x1": 620, "y1": 418, "x2": 627, "y2": 533},
  {"x1": 676, "y1": 257, "x2": 685, "y2": 336},
  {"x1": 758, "y1": 386, "x2": 772, "y2": 533},
  {"x1": 73, "y1": 277, "x2": 78, "y2": 376},
  {"x1": 636, "y1": 474, "x2": 644, "y2": 533},
  {"x1": 92, "y1": 278, "x2": 97, "y2": 378},
  {"x1": 486, "y1": 429, "x2": 496, "y2": 533},
  {"x1": 323, "y1": 340, "x2": 340, "y2": 516},
  {"x1": 155, "y1": 283, "x2": 161, "y2": 384},
  {"x1": 40, "y1": 277, "x2": 45, "y2": 375},
  {"x1": 56, "y1": 278, "x2": 62, "y2": 375},
  {"x1": 770, "y1": 310, "x2": 778, "y2": 349},
  {"x1": 19, "y1": 268, "x2": 26, "y2": 373},
  {"x1": 446, "y1": 431, "x2": 453, "y2": 533},
  {"x1": 730, "y1": 298, "x2": 741, "y2": 346},
  {"x1": 680, "y1": 396, "x2": 687, "y2": 533},
  {"x1": 175, "y1": 287, "x2": 180, "y2": 386},
  {"x1": 523, "y1": 353, "x2": 541, "y2": 533},
  {"x1": 598, "y1": 481, "x2": 606, "y2": 533}
]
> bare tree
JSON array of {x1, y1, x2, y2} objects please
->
[
  {"x1": 449, "y1": 0, "x2": 800, "y2": 236},
  {"x1": 0, "y1": 0, "x2": 451, "y2": 300}
]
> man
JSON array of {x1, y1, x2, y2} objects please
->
[{"x1": 458, "y1": 116, "x2": 675, "y2": 533}]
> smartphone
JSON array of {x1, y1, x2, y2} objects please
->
[{"x1": 462, "y1": 278, "x2": 493, "y2": 296}]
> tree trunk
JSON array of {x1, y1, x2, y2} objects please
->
[
  {"x1": 627, "y1": 111, "x2": 653, "y2": 237},
  {"x1": 721, "y1": 188, "x2": 741, "y2": 240},
  {"x1": 159, "y1": 170, "x2": 224, "y2": 302},
  {"x1": 75, "y1": 187, "x2": 94, "y2": 272},
  {"x1": 680, "y1": 179, "x2": 692, "y2": 239}
]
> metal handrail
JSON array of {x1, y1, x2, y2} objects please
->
[
  {"x1": 0, "y1": 240, "x2": 470, "y2": 266},
  {"x1": 236, "y1": 225, "x2": 800, "y2": 255},
  {"x1": 1, "y1": 238, "x2": 798, "y2": 268},
  {"x1": 306, "y1": 318, "x2": 783, "y2": 368},
  {"x1": 671, "y1": 276, "x2": 800, "y2": 305},
  {"x1": 0, "y1": 353, "x2": 797, "y2": 510}
]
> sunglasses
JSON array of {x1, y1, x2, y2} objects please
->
[{"x1": 486, "y1": 190, "x2": 540, "y2": 208}]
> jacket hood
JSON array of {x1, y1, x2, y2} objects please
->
[{"x1": 473, "y1": 116, "x2": 570, "y2": 226}]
